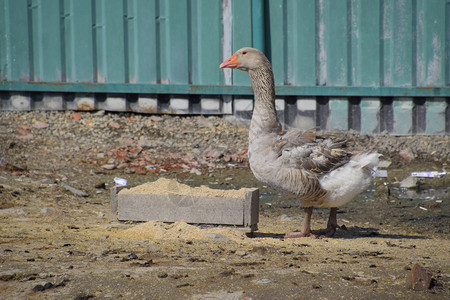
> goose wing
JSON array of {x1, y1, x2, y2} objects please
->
[{"x1": 273, "y1": 129, "x2": 351, "y2": 176}]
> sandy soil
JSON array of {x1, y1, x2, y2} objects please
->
[{"x1": 0, "y1": 112, "x2": 449, "y2": 299}]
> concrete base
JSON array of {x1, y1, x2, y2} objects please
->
[{"x1": 111, "y1": 187, "x2": 259, "y2": 232}]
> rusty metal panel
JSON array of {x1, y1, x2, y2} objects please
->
[
  {"x1": 126, "y1": 0, "x2": 158, "y2": 84},
  {"x1": 284, "y1": 0, "x2": 316, "y2": 86},
  {"x1": 447, "y1": 1, "x2": 450, "y2": 87},
  {"x1": 415, "y1": 0, "x2": 447, "y2": 87},
  {"x1": 1, "y1": 0, "x2": 449, "y2": 89},
  {"x1": 317, "y1": 0, "x2": 349, "y2": 86},
  {"x1": 64, "y1": 0, "x2": 95, "y2": 82},
  {"x1": 381, "y1": 0, "x2": 414, "y2": 86},
  {"x1": 0, "y1": 0, "x2": 449, "y2": 134},
  {"x1": 101, "y1": 0, "x2": 126, "y2": 83},
  {"x1": 231, "y1": 0, "x2": 251, "y2": 86},
  {"x1": 1, "y1": 0, "x2": 31, "y2": 81},
  {"x1": 265, "y1": 0, "x2": 284, "y2": 85},
  {"x1": 191, "y1": 0, "x2": 222, "y2": 85},
  {"x1": 29, "y1": 0, "x2": 63, "y2": 82},
  {"x1": 162, "y1": 0, "x2": 189, "y2": 84},
  {"x1": 349, "y1": 0, "x2": 381, "y2": 86},
  {"x1": 0, "y1": 0, "x2": 446, "y2": 87}
]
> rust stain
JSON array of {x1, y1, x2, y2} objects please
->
[
  {"x1": 137, "y1": 105, "x2": 157, "y2": 114},
  {"x1": 27, "y1": 81, "x2": 70, "y2": 86},
  {"x1": 26, "y1": 81, "x2": 104, "y2": 88},
  {"x1": 77, "y1": 102, "x2": 95, "y2": 111},
  {"x1": 188, "y1": 85, "x2": 202, "y2": 93}
]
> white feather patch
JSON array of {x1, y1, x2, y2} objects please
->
[{"x1": 318, "y1": 153, "x2": 380, "y2": 208}]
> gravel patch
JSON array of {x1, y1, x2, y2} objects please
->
[{"x1": 0, "y1": 110, "x2": 448, "y2": 176}]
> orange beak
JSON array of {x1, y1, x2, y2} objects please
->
[{"x1": 219, "y1": 52, "x2": 238, "y2": 69}]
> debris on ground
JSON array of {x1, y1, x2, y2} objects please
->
[
  {"x1": 0, "y1": 111, "x2": 448, "y2": 299},
  {"x1": 406, "y1": 264, "x2": 433, "y2": 291}
]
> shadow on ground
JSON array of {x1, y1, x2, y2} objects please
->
[{"x1": 248, "y1": 226, "x2": 428, "y2": 240}]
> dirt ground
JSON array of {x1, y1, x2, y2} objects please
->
[{"x1": 0, "y1": 111, "x2": 449, "y2": 299}]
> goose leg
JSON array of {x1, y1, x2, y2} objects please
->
[
  {"x1": 284, "y1": 207, "x2": 313, "y2": 238},
  {"x1": 317, "y1": 207, "x2": 338, "y2": 237}
]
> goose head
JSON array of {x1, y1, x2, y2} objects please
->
[{"x1": 219, "y1": 47, "x2": 269, "y2": 72}]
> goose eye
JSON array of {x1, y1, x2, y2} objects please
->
[{"x1": 242, "y1": 51, "x2": 247, "y2": 55}]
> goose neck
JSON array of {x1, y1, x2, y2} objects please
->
[{"x1": 248, "y1": 68, "x2": 281, "y2": 135}]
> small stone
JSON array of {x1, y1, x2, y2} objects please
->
[
  {"x1": 95, "y1": 182, "x2": 106, "y2": 189},
  {"x1": 280, "y1": 214, "x2": 293, "y2": 221},
  {"x1": 137, "y1": 138, "x2": 152, "y2": 148},
  {"x1": 74, "y1": 294, "x2": 95, "y2": 300},
  {"x1": 252, "y1": 245, "x2": 274, "y2": 255},
  {"x1": 33, "y1": 121, "x2": 49, "y2": 129},
  {"x1": 18, "y1": 124, "x2": 31, "y2": 134},
  {"x1": 38, "y1": 272, "x2": 51, "y2": 279},
  {"x1": 400, "y1": 176, "x2": 418, "y2": 189},
  {"x1": 406, "y1": 264, "x2": 432, "y2": 291},
  {"x1": 399, "y1": 148, "x2": 414, "y2": 162},
  {"x1": 256, "y1": 278, "x2": 271, "y2": 284},
  {"x1": 190, "y1": 168, "x2": 202, "y2": 175},
  {"x1": 32, "y1": 284, "x2": 45, "y2": 292},
  {"x1": 41, "y1": 207, "x2": 54, "y2": 214},
  {"x1": 204, "y1": 233, "x2": 229, "y2": 242},
  {"x1": 176, "y1": 283, "x2": 193, "y2": 288},
  {"x1": 196, "y1": 117, "x2": 213, "y2": 128},
  {"x1": 121, "y1": 138, "x2": 134, "y2": 146},
  {"x1": 219, "y1": 269, "x2": 235, "y2": 277},
  {"x1": 149, "y1": 115, "x2": 163, "y2": 122},
  {"x1": 109, "y1": 121, "x2": 121, "y2": 129},
  {"x1": 93, "y1": 110, "x2": 105, "y2": 116},
  {"x1": 169, "y1": 273, "x2": 188, "y2": 279},
  {"x1": 202, "y1": 145, "x2": 223, "y2": 159},
  {"x1": 17, "y1": 134, "x2": 34, "y2": 141},
  {"x1": 72, "y1": 113, "x2": 82, "y2": 121},
  {"x1": 60, "y1": 182, "x2": 89, "y2": 197},
  {"x1": 16, "y1": 208, "x2": 27, "y2": 215},
  {"x1": 0, "y1": 208, "x2": 27, "y2": 216},
  {"x1": 378, "y1": 160, "x2": 392, "y2": 168},
  {"x1": 124, "y1": 252, "x2": 138, "y2": 260},
  {"x1": 101, "y1": 164, "x2": 116, "y2": 170},
  {"x1": 43, "y1": 282, "x2": 54, "y2": 289}
]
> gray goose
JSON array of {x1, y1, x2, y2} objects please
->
[{"x1": 220, "y1": 47, "x2": 380, "y2": 238}]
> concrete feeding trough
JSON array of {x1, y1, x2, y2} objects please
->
[{"x1": 111, "y1": 178, "x2": 259, "y2": 232}]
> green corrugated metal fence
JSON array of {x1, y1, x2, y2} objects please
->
[
  {"x1": 0, "y1": 0, "x2": 449, "y2": 134},
  {"x1": 0, "y1": 0, "x2": 224, "y2": 85}
]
